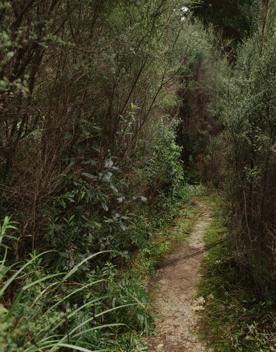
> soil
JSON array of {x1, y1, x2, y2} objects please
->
[{"x1": 147, "y1": 202, "x2": 212, "y2": 352}]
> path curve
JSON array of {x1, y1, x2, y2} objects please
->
[{"x1": 147, "y1": 202, "x2": 212, "y2": 352}]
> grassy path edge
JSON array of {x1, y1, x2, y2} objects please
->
[{"x1": 197, "y1": 192, "x2": 275, "y2": 352}]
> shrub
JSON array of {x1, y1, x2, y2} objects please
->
[
  {"x1": 144, "y1": 118, "x2": 185, "y2": 203},
  {"x1": 220, "y1": 19, "x2": 276, "y2": 293},
  {"x1": 0, "y1": 217, "x2": 151, "y2": 351}
]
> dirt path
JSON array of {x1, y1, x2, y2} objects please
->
[{"x1": 147, "y1": 202, "x2": 212, "y2": 352}]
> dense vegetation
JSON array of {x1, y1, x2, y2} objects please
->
[{"x1": 0, "y1": 0, "x2": 275, "y2": 351}]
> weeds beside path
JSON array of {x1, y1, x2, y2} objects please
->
[
  {"x1": 198, "y1": 194, "x2": 276, "y2": 352},
  {"x1": 141, "y1": 190, "x2": 275, "y2": 352}
]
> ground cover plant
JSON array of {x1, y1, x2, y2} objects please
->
[{"x1": 198, "y1": 193, "x2": 275, "y2": 352}]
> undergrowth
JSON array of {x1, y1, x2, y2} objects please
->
[
  {"x1": 132, "y1": 185, "x2": 201, "y2": 285},
  {"x1": 0, "y1": 184, "x2": 197, "y2": 352},
  {"x1": 198, "y1": 192, "x2": 276, "y2": 352},
  {"x1": 0, "y1": 227, "x2": 151, "y2": 352}
]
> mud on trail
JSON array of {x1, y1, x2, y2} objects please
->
[{"x1": 147, "y1": 202, "x2": 212, "y2": 352}]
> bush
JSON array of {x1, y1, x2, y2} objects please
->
[
  {"x1": 144, "y1": 118, "x2": 185, "y2": 203},
  {"x1": 0, "y1": 218, "x2": 151, "y2": 351},
  {"x1": 220, "y1": 19, "x2": 276, "y2": 293}
]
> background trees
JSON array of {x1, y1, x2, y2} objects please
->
[{"x1": 191, "y1": 0, "x2": 258, "y2": 48}]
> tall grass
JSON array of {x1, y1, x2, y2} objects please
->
[{"x1": 0, "y1": 217, "x2": 144, "y2": 352}]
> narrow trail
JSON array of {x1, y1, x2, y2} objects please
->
[{"x1": 147, "y1": 202, "x2": 212, "y2": 352}]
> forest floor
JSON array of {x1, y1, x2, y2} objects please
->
[{"x1": 147, "y1": 201, "x2": 212, "y2": 352}]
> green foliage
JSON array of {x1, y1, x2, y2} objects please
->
[
  {"x1": 145, "y1": 119, "x2": 185, "y2": 201},
  {"x1": 218, "y1": 5, "x2": 276, "y2": 292},
  {"x1": 45, "y1": 157, "x2": 131, "y2": 253},
  {"x1": 0, "y1": 218, "x2": 152, "y2": 352},
  {"x1": 3, "y1": 1, "x2": 276, "y2": 351},
  {"x1": 198, "y1": 193, "x2": 275, "y2": 352},
  {"x1": 0, "y1": 0, "x2": 188, "y2": 258}
]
